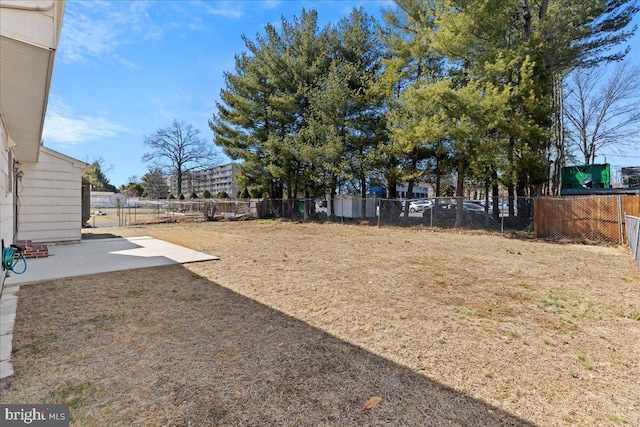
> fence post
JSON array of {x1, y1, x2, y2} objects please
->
[
  {"x1": 430, "y1": 200, "x2": 433, "y2": 228},
  {"x1": 634, "y1": 217, "x2": 640, "y2": 261},
  {"x1": 617, "y1": 195, "x2": 623, "y2": 245},
  {"x1": 304, "y1": 198, "x2": 308, "y2": 222}
]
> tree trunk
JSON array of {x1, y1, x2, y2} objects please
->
[
  {"x1": 177, "y1": 170, "x2": 183, "y2": 196},
  {"x1": 522, "y1": 0, "x2": 532, "y2": 38},
  {"x1": 539, "y1": 0, "x2": 548, "y2": 20},
  {"x1": 329, "y1": 175, "x2": 337, "y2": 221},
  {"x1": 403, "y1": 179, "x2": 415, "y2": 221},
  {"x1": 492, "y1": 170, "x2": 500, "y2": 220},
  {"x1": 551, "y1": 73, "x2": 565, "y2": 195},
  {"x1": 270, "y1": 180, "x2": 283, "y2": 199},
  {"x1": 435, "y1": 154, "x2": 442, "y2": 197},
  {"x1": 361, "y1": 175, "x2": 367, "y2": 219},
  {"x1": 387, "y1": 173, "x2": 397, "y2": 199},
  {"x1": 507, "y1": 136, "x2": 515, "y2": 217},
  {"x1": 516, "y1": 171, "x2": 528, "y2": 220},
  {"x1": 455, "y1": 155, "x2": 465, "y2": 227}
]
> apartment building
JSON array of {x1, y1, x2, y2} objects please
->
[{"x1": 168, "y1": 163, "x2": 240, "y2": 197}]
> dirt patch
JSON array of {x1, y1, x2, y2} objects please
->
[{"x1": 2, "y1": 221, "x2": 639, "y2": 426}]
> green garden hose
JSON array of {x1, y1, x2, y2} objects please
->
[{"x1": 2, "y1": 245, "x2": 27, "y2": 275}]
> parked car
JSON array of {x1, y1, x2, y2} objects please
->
[
  {"x1": 422, "y1": 201, "x2": 487, "y2": 223},
  {"x1": 94, "y1": 210, "x2": 107, "y2": 216},
  {"x1": 468, "y1": 199, "x2": 518, "y2": 215},
  {"x1": 460, "y1": 202, "x2": 486, "y2": 215},
  {"x1": 408, "y1": 199, "x2": 432, "y2": 212},
  {"x1": 498, "y1": 201, "x2": 518, "y2": 215}
]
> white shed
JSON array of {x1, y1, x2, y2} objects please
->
[
  {"x1": 330, "y1": 196, "x2": 377, "y2": 218},
  {"x1": 17, "y1": 147, "x2": 86, "y2": 243}
]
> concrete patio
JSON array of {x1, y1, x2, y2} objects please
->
[{"x1": 0, "y1": 236, "x2": 219, "y2": 379}]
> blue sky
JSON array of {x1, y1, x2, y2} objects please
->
[{"x1": 42, "y1": 0, "x2": 639, "y2": 188}]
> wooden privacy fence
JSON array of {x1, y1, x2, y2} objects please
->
[{"x1": 534, "y1": 195, "x2": 640, "y2": 244}]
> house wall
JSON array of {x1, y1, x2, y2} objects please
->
[
  {"x1": 0, "y1": 116, "x2": 14, "y2": 246},
  {"x1": 17, "y1": 148, "x2": 85, "y2": 243}
]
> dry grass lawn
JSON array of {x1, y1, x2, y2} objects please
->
[{"x1": 1, "y1": 220, "x2": 639, "y2": 426}]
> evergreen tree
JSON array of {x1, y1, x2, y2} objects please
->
[
  {"x1": 379, "y1": 0, "x2": 446, "y2": 201},
  {"x1": 83, "y1": 158, "x2": 116, "y2": 192},
  {"x1": 142, "y1": 168, "x2": 168, "y2": 200},
  {"x1": 211, "y1": 8, "x2": 387, "y2": 204},
  {"x1": 382, "y1": 0, "x2": 637, "y2": 205},
  {"x1": 335, "y1": 8, "x2": 387, "y2": 203},
  {"x1": 514, "y1": 0, "x2": 638, "y2": 193}
]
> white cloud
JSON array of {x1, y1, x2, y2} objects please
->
[
  {"x1": 59, "y1": 9, "x2": 118, "y2": 63},
  {"x1": 259, "y1": 1, "x2": 283, "y2": 9},
  {"x1": 189, "y1": 16, "x2": 204, "y2": 31},
  {"x1": 58, "y1": 0, "x2": 152, "y2": 65},
  {"x1": 43, "y1": 97, "x2": 128, "y2": 146},
  {"x1": 191, "y1": 0, "x2": 280, "y2": 19},
  {"x1": 112, "y1": 53, "x2": 139, "y2": 69},
  {"x1": 198, "y1": 1, "x2": 244, "y2": 18}
]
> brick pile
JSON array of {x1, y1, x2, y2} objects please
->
[{"x1": 13, "y1": 240, "x2": 49, "y2": 259}]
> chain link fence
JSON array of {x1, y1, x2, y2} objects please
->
[
  {"x1": 626, "y1": 215, "x2": 640, "y2": 270},
  {"x1": 379, "y1": 197, "x2": 534, "y2": 232},
  {"x1": 89, "y1": 199, "x2": 256, "y2": 226},
  {"x1": 90, "y1": 196, "x2": 533, "y2": 234},
  {"x1": 248, "y1": 196, "x2": 534, "y2": 234},
  {"x1": 89, "y1": 195, "x2": 640, "y2": 247}
]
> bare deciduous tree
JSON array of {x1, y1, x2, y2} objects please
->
[
  {"x1": 564, "y1": 61, "x2": 640, "y2": 164},
  {"x1": 142, "y1": 120, "x2": 219, "y2": 196}
]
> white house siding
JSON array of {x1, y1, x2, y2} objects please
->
[
  {"x1": 0, "y1": 116, "x2": 14, "y2": 246},
  {"x1": 17, "y1": 147, "x2": 86, "y2": 243},
  {"x1": 1, "y1": 0, "x2": 65, "y2": 162},
  {"x1": 1, "y1": 0, "x2": 65, "y2": 246}
]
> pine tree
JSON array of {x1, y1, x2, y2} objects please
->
[
  {"x1": 211, "y1": 7, "x2": 387, "y2": 203},
  {"x1": 83, "y1": 158, "x2": 116, "y2": 192}
]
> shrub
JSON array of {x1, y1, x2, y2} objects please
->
[{"x1": 248, "y1": 184, "x2": 268, "y2": 199}]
